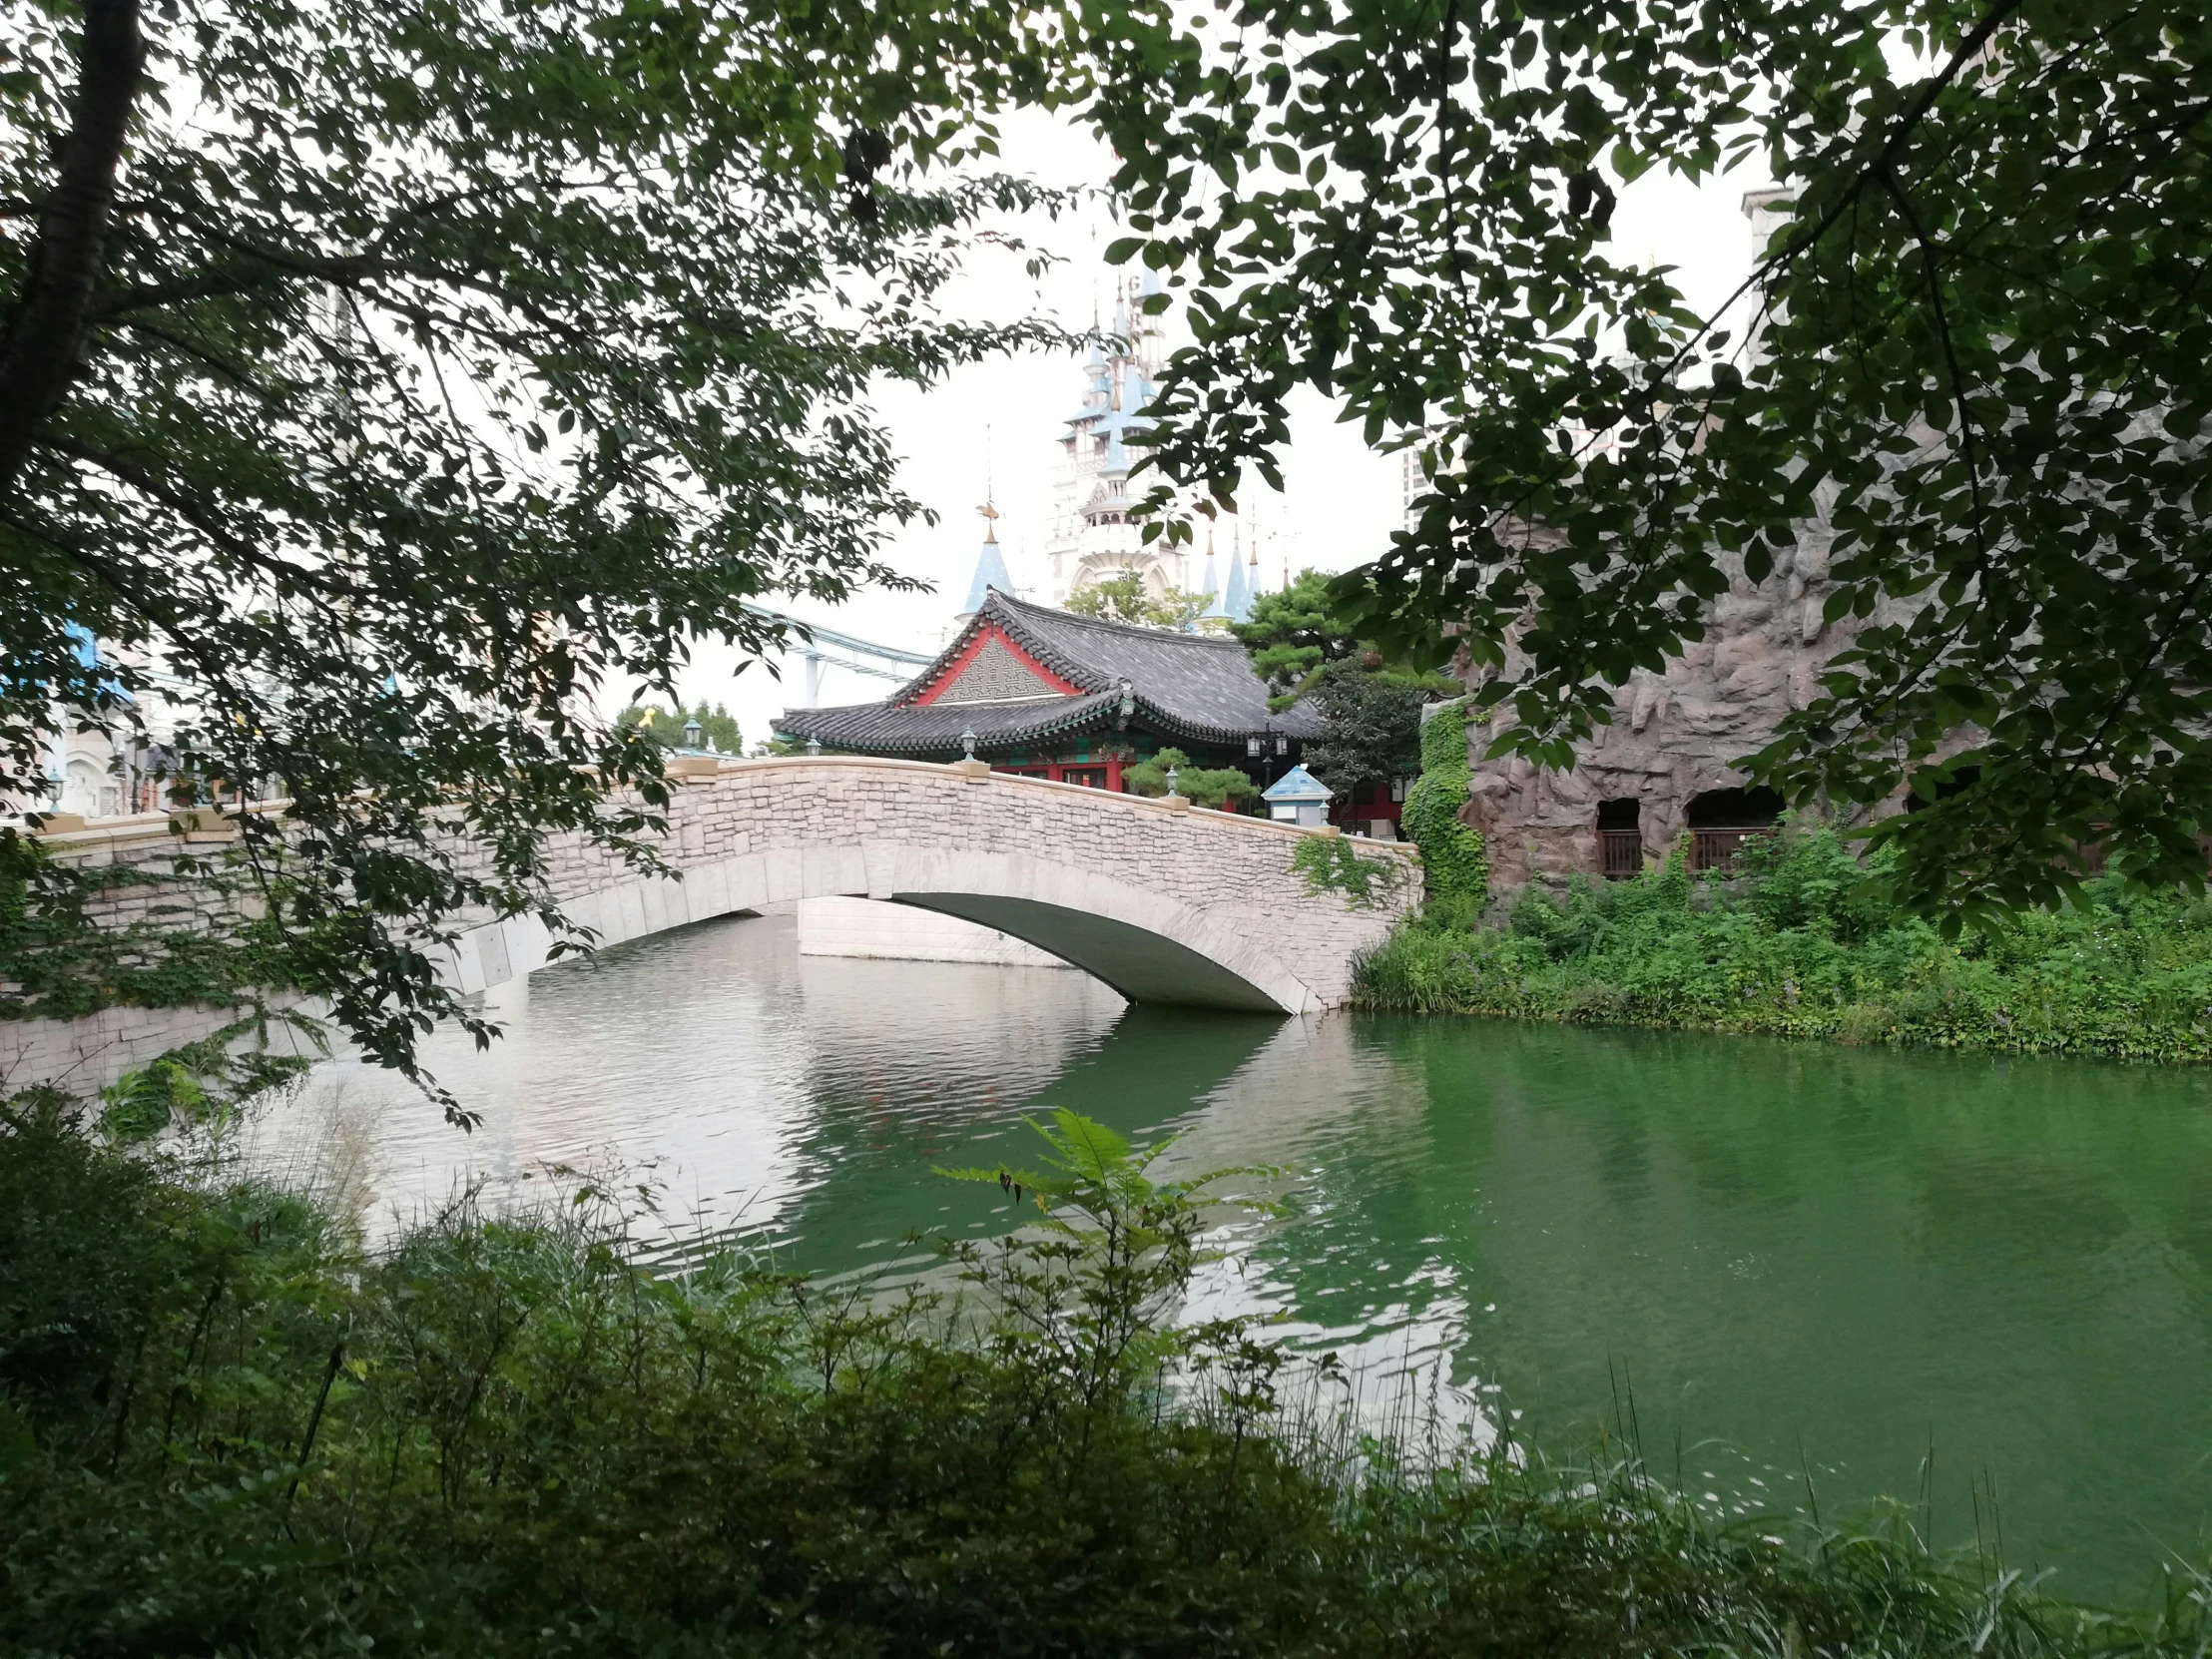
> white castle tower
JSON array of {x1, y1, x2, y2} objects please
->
[{"x1": 1043, "y1": 271, "x2": 1185, "y2": 608}]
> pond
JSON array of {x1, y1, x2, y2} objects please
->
[{"x1": 261, "y1": 909, "x2": 2212, "y2": 1604}]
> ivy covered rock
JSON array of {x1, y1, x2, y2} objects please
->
[{"x1": 1401, "y1": 700, "x2": 1488, "y2": 923}]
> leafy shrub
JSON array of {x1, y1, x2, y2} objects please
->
[
  {"x1": 4, "y1": 1105, "x2": 2203, "y2": 1655},
  {"x1": 1290, "y1": 833, "x2": 1407, "y2": 909},
  {"x1": 1355, "y1": 821, "x2": 2212, "y2": 1062}
]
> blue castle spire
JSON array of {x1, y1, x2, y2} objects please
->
[
  {"x1": 961, "y1": 508, "x2": 1013, "y2": 617},
  {"x1": 1223, "y1": 525, "x2": 1253, "y2": 623}
]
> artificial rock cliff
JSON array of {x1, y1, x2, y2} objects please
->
[{"x1": 1455, "y1": 513, "x2": 1916, "y2": 888}]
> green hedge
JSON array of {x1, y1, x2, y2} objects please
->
[{"x1": 1355, "y1": 823, "x2": 2212, "y2": 1062}]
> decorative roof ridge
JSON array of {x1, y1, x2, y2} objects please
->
[
  {"x1": 886, "y1": 606, "x2": 1105, "y2": 707},
  {"x1": 987, "y1": 588, "x2": 1251, "y2": 651},
  {"x1": 931, "y1": 691, "x2": 1073, "y2": 708}
]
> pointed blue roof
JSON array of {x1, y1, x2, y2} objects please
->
[
  {"x1": 962, "y1": 535, "x2": 1013, "y2": 615},
  {"x1": 1263, "y1": 764, "x2": 1332, "y2": 804},
  {"x1": 1200, "y1": 546, "x2": 1230, "y2": 621},
  {"x1": 1223, "y1": 545, "x2": 1254, "y2": 623}
]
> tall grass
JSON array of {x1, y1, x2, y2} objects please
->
[
  {"x1": 2, "y1": 1097, "x2": 2206, "y2": 1656},
  {"x1": 1356, "y1": 824, "x2": 2212, "y2": 1061}
]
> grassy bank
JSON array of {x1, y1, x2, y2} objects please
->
[
  {"x1": 3, "y1": 1101, "x2": 2208, "y2": 1656},
  {"x1": 1356, "y1": 825, "x2": 2212, "y2": 1061}
]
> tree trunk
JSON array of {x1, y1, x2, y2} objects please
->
[{"x1": 0, "y1": 0, "x2": 145, "y2": 500}]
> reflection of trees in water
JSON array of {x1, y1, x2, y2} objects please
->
[
  {"x1": 265, "y1": 921, "x2": 2212, "y2": 1593},
  {"x1": 1260, "y1": 1016, "x2": 2212, "y2": 1597},
  {"x1": 772, "y1": 997, "x2": 1285, "y2": 1272}
]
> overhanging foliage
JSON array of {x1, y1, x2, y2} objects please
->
[
  {"x1": 0, "y1": 0, "x2": 1078, "y2": 1104},
  {"x1": 1084, "y1": 0, "x2": 2212, "y2": 924}
]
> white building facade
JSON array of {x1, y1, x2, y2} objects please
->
[{"x1": 1042, "y1": 273, "x2": 1191, "y2": 609}]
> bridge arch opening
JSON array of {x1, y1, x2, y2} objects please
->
[{"x1": 886, "y1": 892, "x2": 1287, "y2": 1013}]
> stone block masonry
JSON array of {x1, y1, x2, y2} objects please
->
[{"x1": 4, "y1": 758, "x2": 1421, "y2": 1090}]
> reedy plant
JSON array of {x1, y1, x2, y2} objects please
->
[{"x1": 941, "y1": 1108, "x2": 1284, "y2": 1422}]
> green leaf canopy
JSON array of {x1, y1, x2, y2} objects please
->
[
  {"x1": 1079, "y1": 0, "x2": 2212, "y2": 921},
  {"x1": 0, "y1": 0, "x2": 1075, "y2": 1094}
]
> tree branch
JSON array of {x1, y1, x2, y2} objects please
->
[
  {"x1": 35, "y1": 435, "x2": 346, "y2": 606},
  {"x1": 87, "y1": 264, "x2": 284, "y2": 320},
  {"x1": 0, "y1": 0, "x2": 145, "y2": 499},
  {"x1": 1879, "y1": 165, "x2": 1990, "y2": 566}
]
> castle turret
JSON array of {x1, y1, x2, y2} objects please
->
[
  {"x1": 1045, "y1": 269, "x2": 1176, "y2": 608},
  {"x1": 959, "y1": 505, "x2": 1014, "y2": 622},
  {"x1": 1223, "y1": 525, "x2": 1253, "y2": 624}
]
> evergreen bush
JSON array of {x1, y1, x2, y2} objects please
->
[{"x1": 1122, "y1": 747, "x2": 1258, "y2": 812}]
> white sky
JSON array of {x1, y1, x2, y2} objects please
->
[{"x1": 661, "y1": 111, "x2": 1772, "y2": 751}]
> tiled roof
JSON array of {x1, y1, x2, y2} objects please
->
[
  {"x1": 774, "y1": 689, "x2": 1124, "y2": 757},
  {"x1": 773, "y1": 590, "x2": 1322, "y2": 757}
]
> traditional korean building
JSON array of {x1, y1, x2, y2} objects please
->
[{"x1": 772, "y1": 586, "x2": 1318, "y2": 792}]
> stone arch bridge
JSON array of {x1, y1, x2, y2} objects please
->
[
  {"x1": 470, "y1": 757, "x2": 1418, "y2": 1014},
  {"x1": 7, "y1": 758, "x2": 1421, "y2": 1088}
]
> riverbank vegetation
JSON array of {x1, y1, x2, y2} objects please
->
[
  {"x1": 7, "y1": 1098, "x2": 2205, "y2": 1657},
  {"x1": 1358, "y1": 824, "x2": 2212, "y2": 1063}
]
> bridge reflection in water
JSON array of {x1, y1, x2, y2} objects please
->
[
  {"x1": 258, "y1": 908, "x2": 1293, "y2": 1259},
  {"x1": 250, "y1": 902, "x2": 2212, "y2": 1600}
]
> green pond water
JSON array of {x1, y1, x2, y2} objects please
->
[{"x1": 270, "y1": 909, "x2": 2212, "y2": 1603}]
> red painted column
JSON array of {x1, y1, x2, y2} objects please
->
[
  {"x1": 1105, "y1": 757, "x2": 1123, "y2": 793},
  {"x1": 1045, "y1": 760, "x2": 1063, "y2": 783}
]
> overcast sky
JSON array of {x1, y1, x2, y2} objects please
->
[{"x1": 659, "y1": 111, "x2": 1773, "y2": 751}]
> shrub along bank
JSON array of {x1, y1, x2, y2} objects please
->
[
  {"x1": 1357, "y1": 823, "x2": 2212, "y2": 1061},
  {"x1": 4, "y1": 1100, "x2": 2205, "y2": 1657}
]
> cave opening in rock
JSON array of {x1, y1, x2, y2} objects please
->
[
  {"x1": 1685, "y1": 787, "x2": 1784, "y2": 871},
  {"x1": 1597, "y1": 797, "x2": 1642, "y2": 879}
]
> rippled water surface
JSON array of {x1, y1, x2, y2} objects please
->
[{"x1": 264, "y1": 910, "x2": 2212, "y2": 1601}]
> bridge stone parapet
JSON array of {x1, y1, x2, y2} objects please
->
[{"x1": 4, "y1": 757, "x2": 1422, "y2": 1089}]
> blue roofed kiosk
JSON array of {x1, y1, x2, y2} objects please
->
[
  {"x1": 772, "y1": 587, "x2": 1319, "y2": 795},
  {"x1": 1263, "y1": 765, "x2": 1334, "y2": 828}
]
